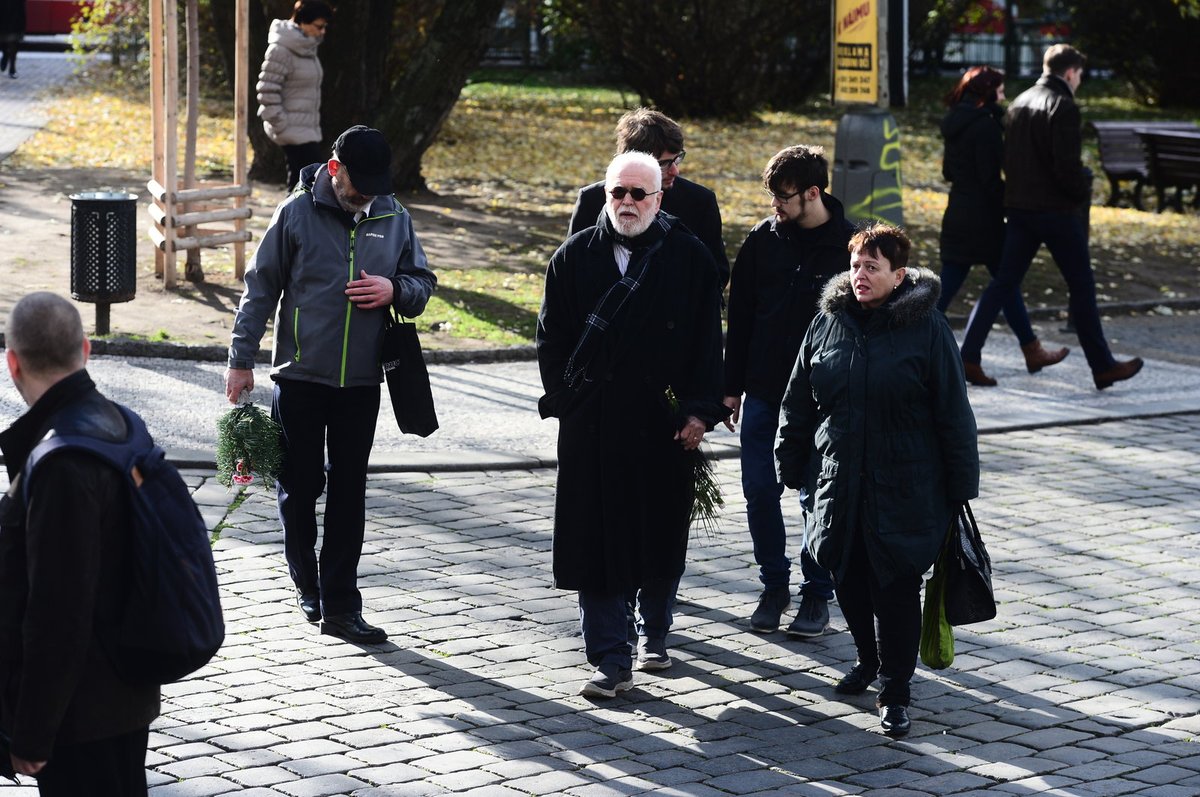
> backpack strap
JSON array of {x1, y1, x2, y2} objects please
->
[{"x1": 22, "y1": 405, "x2": 155, "y2": 502}]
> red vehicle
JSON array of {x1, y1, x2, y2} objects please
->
[{"x1": 25, "y1": 0, "x2": 89, "y2": 35}]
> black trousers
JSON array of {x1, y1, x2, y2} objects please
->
[
  {"x1": 834, "y1": 526, "x2": 922, "y2": 707},
  {"x1": 34, "y1": 726, "x2": 149, "y2": 796},
  {"x1": 273, "y1": 379, "x2": 380, "y2": 616},
  {"x1": 281, "y1": 141, "x2": 323, "y2": 193}
]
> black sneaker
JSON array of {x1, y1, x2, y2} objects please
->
[
  {"x1": 636, "y1": 638, "x2": 672, "y2": 672},
  {"x1": 580, "y1": 667, "x2": 634, "y2": 698},
  {"x1": 785, "y1": 595, "x2": 830, "y2": 638},
  {"x1": 750, "y1": 586, "x2": 792, "y2": 633}
]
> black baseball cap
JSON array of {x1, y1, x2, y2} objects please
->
[{"x1": 332, "y1": 125, "x2": 393, "y2": 196}]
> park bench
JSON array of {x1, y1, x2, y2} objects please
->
[
  {"x1": 1137, "y1": 128, "x2": 1200, "y2": 212},
  {"x1": 1089, "y1": 120, "x2": 1198, "y2": 210}
]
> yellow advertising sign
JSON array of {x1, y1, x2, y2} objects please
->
[{"x1": 834, "y1": 0, "x2": 878, "y2": 105}]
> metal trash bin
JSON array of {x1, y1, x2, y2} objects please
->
[
  {"x1": 831, "y1": 107, "x2": 904, "y2": 226},
  {"x1": 70, "y1": 191, "x2": 138, "y2": 335}
]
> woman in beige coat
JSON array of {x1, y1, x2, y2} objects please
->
[{"x1": 257, "y1": 1, "x2": 333, "y2": 191}]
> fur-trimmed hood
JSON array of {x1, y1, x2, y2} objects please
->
[{"x1": 818, "y1": 267, "x2": 942, "y2": 328}]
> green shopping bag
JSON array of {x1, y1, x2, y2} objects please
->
[{"x1": 920, "y1": 550, "x2": 955, "y2": 670}]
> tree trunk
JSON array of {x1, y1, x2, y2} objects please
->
[
  {"x1": 379, "y1": 0, "x2": 506, "y2": 190},
  {"x1": 211, "y1": 1, "x2": 504, "y2": 192}
]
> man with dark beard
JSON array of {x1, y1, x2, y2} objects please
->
[
  {"x1": 226, "y1": 125, "x2": 436, "y2": 644},
  {"x1": 723, "y1": 146, "x2": 853, "y2": 638},
  {"x1": 537, "y1": 152, "x2": 729, "y2": 698}
]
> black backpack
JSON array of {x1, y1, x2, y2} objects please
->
[{"x1": 23, "y1": 403, "x2": 225, "y2": 685}]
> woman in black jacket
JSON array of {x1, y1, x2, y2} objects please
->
[
  {"x1": 777, "y1": 224, "x2": 979, "y2": 738},
  {"x1": 939, "y1": 66, "x2": 1067, "y2": 386}
]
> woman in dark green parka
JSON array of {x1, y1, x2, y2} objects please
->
[{"x1": 777, "y1": 224, "x2": 979, "y2": 737}]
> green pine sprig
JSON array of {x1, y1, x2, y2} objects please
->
[
  {"x1": 665, "y1": 386, "x2": 725, "y2": 537},
  {"x1": 216, "y1": 403, "x2": 283, "y2": 488}
]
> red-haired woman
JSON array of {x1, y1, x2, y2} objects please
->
[{"x1": 939, "y1": 66, "x2": 1067, "y2": 386}]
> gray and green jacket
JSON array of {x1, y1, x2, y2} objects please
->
[{"x1": 228, "y1": 162, "x2": 436, "y2": 387}]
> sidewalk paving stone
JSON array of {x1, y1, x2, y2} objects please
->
[{"x1": 4, "y1": 391, "x2": 1200, "y2": 795}]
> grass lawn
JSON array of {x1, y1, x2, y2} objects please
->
[{"x1": 11, "y1": 65, "x2": 1200, "y2": 346}]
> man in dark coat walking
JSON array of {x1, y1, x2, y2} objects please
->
[
  {"x1": 722, "y1": 145, "x2": 852, "y2": 638},
  {"x1": 568, "y1": 108, "x2": 729, "y2": 291},
  {"x1": 959, "y1": 44, "x2": 1142, "y2": 390},
  {"x1": 538, "y1": 152, "x2": 729, "y2": 698},
  {"x1": 0, "y1": 293, "x2": 159, "y2": 795}
]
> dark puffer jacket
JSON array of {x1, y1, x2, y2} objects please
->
[
  {"x1": 940, "y1": 101, "x2": 1006, "y2": 265},
  {"x1": 776, "y1": 269, "x2": 980, "y2": 586}
]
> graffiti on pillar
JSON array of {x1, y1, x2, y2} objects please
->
[{"x1": 847, "y1": 116, "x2": 903, "y2": 224}]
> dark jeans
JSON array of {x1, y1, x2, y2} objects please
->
[
  {"x1": 580, "y1": 576, "x2": 677, "y2": 672},
  {"x1": 834, "y1": 526, "x2": 922, "y2": 707},
  {"x1": 34, "y1": 726, "x2": 149, "y2": 796},
  {"x1": 938, "y1": 259, "x2": 1036, "y2": 347},
  {"x1": 741, "y1": 395, "x2": 835, "y2": 600},
  {"x1": 282, "y1": 141, "x2": 323, "y2": 193},
  {"x1": 273, "y1": 379, "x2": 380, "y2": 616},
  {"x1": 961, "y1": 208, "x2": 1115, "y2": 371}
]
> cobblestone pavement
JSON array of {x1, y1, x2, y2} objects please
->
[{"x1": 5, "y1": 415, "x2": 1196, "y2": 796}]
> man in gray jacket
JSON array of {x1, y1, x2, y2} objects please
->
[{"x1": 225, "y1": 125, "x2": 436, "y2": 644}]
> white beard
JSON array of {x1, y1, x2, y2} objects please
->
[{"x1": 606, "y1": 205, "x2": 654, "y2": 237}]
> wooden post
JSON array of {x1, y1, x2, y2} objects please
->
[
  {"x1": 149, "y1": 0, "x2": 164, "y2": 279},
  {"x1": 183, "y1": 0, "x2": 203, "y2": 282},
  {"x1": 234, "y1": 0, "x2": 249, "y2": 279},
  {"x1": 163, "y1": 0, "x2": 180, "y2": 288}
]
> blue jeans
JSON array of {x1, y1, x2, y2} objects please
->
[
  {"x1": 580, "y1": 576, "x2": 677, "y2": 672},
  {"x1": 273, "y1": 379, "x2": 380, "y2": 616},
  {"x1": 938, "y1": 259, "x2": 1036, "y2": 346},
  {"x1": 740, "y1": 395, "x2": 834, "y2": 600},
  {"x1": 961, "y1": 209, "x2": 1115, "y2": 371}
]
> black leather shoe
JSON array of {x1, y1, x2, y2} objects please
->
[
  {"x1": 297, "y1": 592, "x2": 321, "y2": 623},
  {"x1": 835, "y1": 663, "x2": 879, "y2": 695},
  {"x1": 880, "y1": 704, "x2": 911, "y2": 737},
  {"x1": 321, "y1": 612, "x2": 387, "y2": 644}
]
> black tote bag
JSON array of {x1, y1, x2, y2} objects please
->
[
  {"x1": 944, "y1": 501, "x2": 997, "y2": 626},
  {"x1": 381, "y1": 312, "x2": 439, "y2": 437}
]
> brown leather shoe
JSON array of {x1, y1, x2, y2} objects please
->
[
  {"x1": 1021, "y1": 339, "x2": 1070, "y2": 373},
  {"x1": 1093, "y1": 357, "x2": 1144, "y2": 390},
  {"x1": 963, "y1": 361, "x2": 997, "y2": 387}
]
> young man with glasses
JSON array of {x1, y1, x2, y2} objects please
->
[
  {"x1": 538, "y1": 152, "x2": 729, "y2": 699},
  {"x1": 723, "y1": 145, "x2": 854, "y2": 638},
  {"x1": 568, "y1": 108, "x2": 730, "y2": 290}
]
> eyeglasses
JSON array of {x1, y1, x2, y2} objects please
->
[
  {"x1": 608, "y1": 186, "x2": 661, "y2": 202},
  {"x1": 657, "y1": 151, "x2": 686, "y2": 169},
  {"x1": 765, "y1": 188, "x2": 801, "y2": 203}
]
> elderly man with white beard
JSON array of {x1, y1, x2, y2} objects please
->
[{"x1": 536, "y1": 152, "x2": 730, "y2": 698}]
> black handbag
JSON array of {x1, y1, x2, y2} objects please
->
[
  {"x1": 943, "y1": 501, "x2": 997, "y2": 626},
  {"x1": 381, "y1": 311, "x2": 439, "y2": 437}
]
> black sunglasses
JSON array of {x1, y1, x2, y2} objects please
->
[{"x1": 608, "y1": 186, "x2": 661, "y2": 202}]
